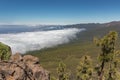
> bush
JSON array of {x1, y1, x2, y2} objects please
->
[{"x1": 0, "y1": 42, "x2": 12, "y2": 60}]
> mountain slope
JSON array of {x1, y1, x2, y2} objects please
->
[{"x1": 26, "y1": 21, "x2": 120, "y2": 78}]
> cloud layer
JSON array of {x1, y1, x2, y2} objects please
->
[{"x1": 0, "y1": 28, "x2": 84, "y2": 54}]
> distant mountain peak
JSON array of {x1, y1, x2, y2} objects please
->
[{"x1": 105, "y1": 21, "x2": 120, "y2": 27}]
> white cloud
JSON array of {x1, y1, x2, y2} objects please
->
[{"x1": 0, "y1": 28, "x2": 85, "y2": 54}]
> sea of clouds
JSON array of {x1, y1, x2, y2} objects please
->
[{"x1": 0, "y1": 28, "x2": 85, "y2": 54}]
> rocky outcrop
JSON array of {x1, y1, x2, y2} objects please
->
[{"x1": 0, "y1": 53, "x2": 50, "y2": 80}]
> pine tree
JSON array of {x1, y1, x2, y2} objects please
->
[
  {"x1": 94, "y1": 31, "x2": 120, "y2": 80},
  {"x1": 77, "y1": 55, "x2": 93, "y2": 80},
  {"x1": 57, "y1": 62, "x2": 69, "y2": 80}
]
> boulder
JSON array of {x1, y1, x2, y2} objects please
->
[
  {"x1": 23, "y1": 55, "x2": 39, "y2": 64},
  {"x1": 10, "y1": 53, "x2": 23, "y2": 62}
]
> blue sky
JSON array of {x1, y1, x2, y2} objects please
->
[{"x1": 0, "y1": 0, "x2": 120, "y2": 25}]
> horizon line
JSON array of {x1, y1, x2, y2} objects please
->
[{"x1": 0, "y1": 20, "x2": 120, "y2": 26}]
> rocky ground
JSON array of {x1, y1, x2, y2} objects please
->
[{"x1": 0, "y1": 53, "x2": 50, "y2": 80}]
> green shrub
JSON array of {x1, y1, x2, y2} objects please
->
[{"x1": 0, "y1": 42, "x2": 12, "y2": 60}]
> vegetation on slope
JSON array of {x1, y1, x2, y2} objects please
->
[
  {"x1": 26, "y1": 22, "x2": 120, "y2": 79},
  {"x1": 0, "y1": 42, "x2": 11, "y2": 60}
]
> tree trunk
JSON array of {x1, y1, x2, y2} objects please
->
[{"x1": 99, "y1": 61, "x2": 105, "y2": 80}]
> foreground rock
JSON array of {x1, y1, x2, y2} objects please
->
[{"x1": 0, "y1": 53, "x2": 50, "y2": 80}]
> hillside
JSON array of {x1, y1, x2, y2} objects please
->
[{"x1": 26, "y1": 21, "x2": 120, "y2": 78}]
